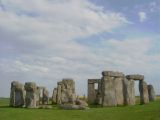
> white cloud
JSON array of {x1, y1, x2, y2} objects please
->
[
  {"x1": 0, "y1": 0, "x2": 160, "y2": 97},
  {"x1": 0, "y1": 0, "x2": 129, "y2": 97},
  {"x1": 138, "y1": 11, "x2": 147, "y2": 22}
]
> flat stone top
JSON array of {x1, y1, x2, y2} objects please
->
[
  {"x1": 37, "y1": 86, "x2": 45, "y2": 89},
  {"x1": 147, "y1": 84, "x2": 154, "y2": 89},
  {"x1": 24, "y1": 82, "x2": 37, "y2": 90},
  {"x1": 11, "y1": 81, "x2": 24, "y2": 90},
  {"x1": 102, "y1": 71, "x2": 124, "y2": 77},
  {"x1": 53, "y1": 88, "x2": 57, "y2": 90},
  {"x1": 62, "y1": 78, "x2": 75, "y2": 85},
  {"x1": 62, "y1": 78, "x2": 74, "y2": 81},
  {"x1": 126, "y1": 74, "x2": 144, "y2": 80},
  {"x1": 88, "y1": 79, "x2": 100, "y2": 83}
]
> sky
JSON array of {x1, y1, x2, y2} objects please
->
[{"x1": 0, "y1": 0, "x2": 160, "y2": 97}]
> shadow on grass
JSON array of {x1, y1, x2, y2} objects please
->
[{"x1": 0, "y1": 105, "x2": 10, "y2": 108}]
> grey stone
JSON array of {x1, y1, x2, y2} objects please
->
[
  {"x1": 61, "y1": 79, "x2": 76, "y2": 104},
  {"x1": 148, "y1": 85, "x2": 156, "y2": 101},
  {"x1": 102, "y1": 71, "x2": 124, "y2": 77},
  {"x1": 52, "y1": 88, "x2": 57, "y2": 104},
  {"x1": 42, "y1": 88, "x2": 49, "y2": 105},
  {"x1": 75, "y1": 99, "x2": 88, "y2": 107},
  {"x1": 10, "y1": 81, "x2": 25, "y2": 107},
  {"x1": 96, "y1": 79, "x2": 102, "y2": 104},
  {"x1": 60, "y1": 104, "x2": 88, "y2": 110},
  {"x1": 88, "y1": 80, "x2": 97, "y2": 104},
  {"x1": 57, "y1": 82, "x2": 62, "y2": 104},
  {"x1": 114, "y1": 77, "x2": 124, "y2": 105},
  {"x1": 24, "y1": 82, "x2": 39, "y2": 108},
  {"x1": 126, "y1": 74, "x2": 144, "y2": 80},
  {"x1": 123, "y1": 78, "x2": 135, "y2": 105},
  {"x1": 102, "y1": 76, "x2": 117, "y2": 107},
  {"x1": 139, "y1": 81, "x2": 149, "y2": 104}
]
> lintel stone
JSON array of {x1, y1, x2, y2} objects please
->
[
  {"x1": 126, "y1": 74, "x2": 144, "y2": 80},
  {"x1": 102, "y1": 71, "x2": 124, "y2": 77}
]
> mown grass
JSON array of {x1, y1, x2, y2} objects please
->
[{"x1": 0, "y1": 97, "x2": 160, "y2": 120}]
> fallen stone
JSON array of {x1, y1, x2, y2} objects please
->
[{"x1": 60, "y1": 104, "x2": 89, "y2": 110}]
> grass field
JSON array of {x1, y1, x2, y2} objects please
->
[{"x1": 0, "y1": 98, "x2": 160, "y2": 120}]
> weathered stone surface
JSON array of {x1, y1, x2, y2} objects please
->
[
  {"x1": 39, "y1": 105, "x2": 53, "y2": 109},
  {"x1": 61, "y1": 79, "x2": 76, "y2": 104},
  {"x1": 148, "y1": 85, "x2": 156, "y2": 101},
  {"x1": 123, "y1": 78, "x2": 135, "y2": 105},
  {"x1": 126, "y1": 74, "x2": 144, "y2": 80},
  {"x1": 57, "y1": 82, "x2": 62, "y2": 104},
  {"x1": 114, "y1": 77, "x2": 124, "y2": 105},
  {"x1": 102, "y1": 76, "x2": 117, "y2": 107},
  {"x1": 10, "y1": 81, "x2": 25, "y2": 107},
  {"x1": 75, "y1": 99, "x2": 88, "y2": 107},
  {"x1": 60, "y1": 103, "x2": 88, "y2": 110},
  {"x1": 96, "y1": 79, "x2": 102, "y2": 104},
  {"x1": 88, "y1": 79, "x2": 100, "y2": 84},
  {"x1": 52, "y1": 88, "x2": 57, "y2": 104},
  {"x1": 42, "y1": 88, "x2": 49, "y2": 105},
  {"x1": 88, "y1": 80, "x2": 97, "y2": 104},
  {"x1": 102, "y1": 71, "x2": 124, "y2": 77},
  {"x1": 139, "y1": 81, "x2": 149, "y2": 104},
  {"x1": 36, "y1": 87, "x2": 40, "y2": 106},
  {"x1": 24, "y1": 82, "x2": 39, "y2": 108},
  {"x1": 24, "y1": 82, "x2": 37, "y2": 91}
]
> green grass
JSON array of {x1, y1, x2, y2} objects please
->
[{"x1": 0, "y1": 98, "x2": 160, "y2": 120}]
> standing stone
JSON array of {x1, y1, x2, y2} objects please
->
[
  {"x1": 57, "y1": 82, "x2": 62, "y2": 104},
  {"x1": 52, "y1": 88, "x2": 57, "y2": 104},
  {"x1": 24, "y1": 82, "x2": 38, "y2": 108},
  {"x1": 102, "y1": 76, "x2": 117, "y2": 107},
  {"x1": 148, "y1": 85, "x2": 156, "y2": 101},
  {"x1": 10, "y1": 81, "x2": 25, "y2": 107},
  {"x1": 114, "y1": 77, "x2": 124, "y2": 105},
  {"x1": 88, "y1": 80, "x2": 96, "y2": 104},
  {"x1": 139, "y1": 81, "x2": 149, "y2": 104},
  {"x1": 36, "y1": 87, "x2": 40, "y2": 106},
  {"x1": 42, "y1": 88, "x2": 49, "y2": 105},
  {"x1": 123, "y1": 78, "x2": 135, "y2": 105},
  {"x1": 96, "y1": 79, "x2": 102, "y2": 104},
  {"x1": 61, "y1": 79, "x2": 76, "y2": 104}
]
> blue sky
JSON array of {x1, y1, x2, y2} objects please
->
[{"x1": 0, "y1": 0, "x2": 160, "y2": 97}]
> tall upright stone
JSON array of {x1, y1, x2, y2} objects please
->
[
  {"x1": 42, "y1": 88, "x2": 49, "y2": 105},
  {"x1": 88, "y1": 79, "x2": 98, "y2": 104},
  {"x1": 96, "y1": 79, "x2": 102, "y2": 104},
  {"x1": 102, "y1": 76, "x2": 117, "y2": 106},
  {"x1": 123, "y1": 78, "x2": 135, "y2": 105},
  {"x1": 10, "y1": 81, "x2": 25, "y2": 107},
  {"x1": 57, "y1": 82, "x2": 62, "y2": 104},
  {"x1": 61, "y1": 78, "x2": 76, "y2": 104},
  {"x1": 139, "y1": 81, "x2": 149, "y2": 104},
  {"x1": 52, "y1": 88, "x2": 57, "y2": 104},
  {"x1": 147, "y1": 85, "x2": 156, "y2": 101},
  {"x1": 114, "y1": 77, "x2": 124, "y2": 105},
  {"x1": 36, "y1": 87, "x2": 40, "y2": 106},
  {"x1": 24, "y1": 82, "x2": 39, "y2": 108},
  {"x1": 101, "y1": 71, "x2": 125, "y2": 107}
]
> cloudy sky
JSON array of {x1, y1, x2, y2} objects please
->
[{"x1": 0, "y1": 0, "x2": 160, "y2": 97}]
